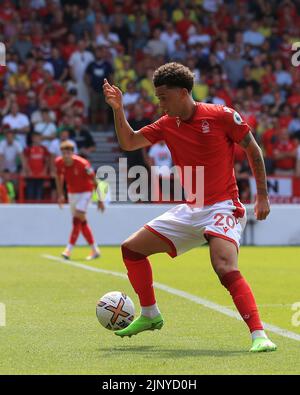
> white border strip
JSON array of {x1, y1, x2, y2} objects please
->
[{"x1": 42, "y1": 254, "x2": 300, "y2": 342}]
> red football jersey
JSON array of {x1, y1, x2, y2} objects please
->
[
  {"x1": 140, "y1": 103, "x2": 250, "y2": 205},
  {"x1": 24, "y1": 145, "x2": 50, "y2": 176},
  {"x1": 55, "y1": 155, "x2": 95, "y2": 193},
  {"x1": 273, "y1": 140, "x2": 297, "y2": 170}
]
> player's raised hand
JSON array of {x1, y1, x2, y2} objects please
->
[
  {"x1": 254, "y1": 195, "x2": 270, "y2": 220},
  {"x1": 103, "y1": 78, "x2": 123, "y2": 110}
]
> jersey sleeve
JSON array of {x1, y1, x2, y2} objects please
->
[
  {"x1": 221, "y1": 106, "x2": 251, "y2": 144},
  {"x1": 139, "y1": 116, "x2": 165, "y2": 145}
]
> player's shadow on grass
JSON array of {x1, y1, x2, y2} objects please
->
[{"x1": 100, "y1": 346, "x2": 245, "y2": 357}]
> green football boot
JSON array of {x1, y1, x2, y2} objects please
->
[
  {"x1": 115, "y1": 314, "x2": 164, "y2": 338},
  {"x1": 250, "y1": 337, "x2": 277, "y2": 353}
]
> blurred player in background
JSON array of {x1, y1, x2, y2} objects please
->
[
  {"x1": 103, "y1": 63, "x2": 277, "y2": 352},
  {"x1": 55, "y1": 140, "x2": 104, "y2": 260}
]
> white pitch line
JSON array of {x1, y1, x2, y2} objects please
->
[{"x1": 42, "y1": 254, "x2": 300, "y2": 342}]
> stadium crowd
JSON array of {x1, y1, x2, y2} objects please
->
[{"x1": 1, "y1": 0, "x2": 300, "y2": 203}]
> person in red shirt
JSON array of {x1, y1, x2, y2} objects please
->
[
  {"x1": 55, "y1": 140, "x2": 104, "y2": 261},
  {"x1": 272, "y1": 128, "x2": 297, "y2": 175},
  {"x1": 24, "y1": 132, "x2": 50, "y2": 200},
  {"x1": 103, "y1": 62, "x2": 277, "y2": 352}
]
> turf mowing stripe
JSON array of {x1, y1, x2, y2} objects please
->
[{"x1": 42, "y1": 254, "x2": 300, "y2": 342}]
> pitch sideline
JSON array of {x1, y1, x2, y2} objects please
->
[{"x1": 42, "y1": 254, "x2": 300, "y2": 343}]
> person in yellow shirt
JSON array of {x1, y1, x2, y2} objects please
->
[{"x1": 8, "y1": 63, "x2": 30, "y2": 90}]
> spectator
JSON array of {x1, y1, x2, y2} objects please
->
[
  {"x1": 175, "y1": 7, "x2": 195, "y2": 43},
  {"x1": 49, "y1": 47, "x2": 68, "y2": 82},
  {"x1": 85, "y1": 45, "x2": 113, "y2": 128},
  {"x1": 111, "y1": 12, "x2": 132, "y2": 52},
  {"x1": 237, "y1": 65, "x2": 260, "y2": 95},
  {"x1": 95, "y1": 23, "x2": 120, "y2": 48},
  {"x1": 288, "y1": 107, "x2": 300, "y2": 138},
  {"x1": 61, "y1": 33, "x2": 77, "y2": 61},
  {"x1": 144, "y1": 28, "x2": 167, "y2": 58},
  {"x1": 223, "y1": 46, "x2": 249, "y2": 88},
  {"x1": 272, "y1": 128, "x2": 297, "y2": 175},
  {"x1": 49, "y1": 129, "x2": 78, "y2": 158},
  {"x1": 126, "y1": 103, "x2": 151, "y2": 171},
  {"x1": 31, "y1": 100, "x2": 56, "y2": 126},
  {"x1": 25, "y1": 91, "x2": 39, "y2": 119},
  {"x1": 34, "y1": 108, "x2": 57, "y2": 150},
  {"x1": 147, "y1": 141, "x2": 172, "y2": 176},
  {"x1": 69, "y1": 40, "x2": 94, "y2": 112},
  {"x1": 169, "y1": 39, "x2": 187, "y2": 62},
  {"x1": 0, "y1": 125, "x2": 25, "y2": 174},
  {"x1": 243, "y1": 20, "x2": 265, "y2": 47},
  {"x1": 12, "y1": 32, "x2": 33, "y2": 62},
  {"x1": 274, "y1": 59, "x2": 292, "y2": 87},
  {"x1": 39, "y1": 80, "x2": 67, "y2": 114},
  {"x1": 114, "y1": 55, "x2": 137, "y2": 92},
  {"x1": 187, "y1": 22, "x2": 212, "y2": 46},
  {"x1": 8, "y1": 62, "x2": 31, "y2": 91},
  {"x1": 0, "y1": 169, "x2": 16, "y2": 203},
  {"x1": 123, "y1": 81, "x2": 140, "y2": 114},
  {"x1": 2, "y1": 102, "x2": 30, "y2": 149},
  {"x1": 71, "y1": 116, "x2": 96, "y2": 159},
  {"x1": 160, "y1": 22, "x2": 181, "y2": 56},
  {"x1": 23, "y1": 131, "x2": 51, "y2": 200},
  {"x1": 128, "y1": 11, "x2": 150, "y2": 52},
  {"x1": 70, "y1": 7, "x2": 92, "y2": 40},
  {"x1": 60, "y1": 88, "x2": 85, "y2": 119}
]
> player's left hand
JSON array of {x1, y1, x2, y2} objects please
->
[
  {"x1": 97, "y1": 201, "x2": 105, "y2": 212},
  {"x1": 254, "y1": 195, "x2": 270, "y2": 220}
]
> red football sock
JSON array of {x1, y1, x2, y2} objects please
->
[
  {"x1": 121, "y1": 245, "x2": 156, "y2": 307},
  {"x1": 69, "y1": 217, "x2": 81, "y2": 246},
  {"x1": 221, "y1": 270, "x2": 263, "y2": 333},
  {"x1": 81, "y1": 220, "x2": 95, "y2": 245}
]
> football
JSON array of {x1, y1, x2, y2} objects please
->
[{"x1": 96, "y1": 291, "x2": 135, "y2": 331}]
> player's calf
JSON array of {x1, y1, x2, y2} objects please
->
[{"x1": 209, "y1": 236, "x2": 276, "y2": 350}]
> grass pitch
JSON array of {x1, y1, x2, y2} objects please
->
[{"x1": 0, "y1": 246, "x2": 300, "y2": 375}]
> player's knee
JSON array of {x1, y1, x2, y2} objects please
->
[
  {"x1": 74, "y1": 210, "x2": 86, "y2": 221},
  {"x1": 121, "y1": 241, "x2": 147, "y2": 261}
]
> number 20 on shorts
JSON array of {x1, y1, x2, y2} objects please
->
[{"x1": 213, "y1": 213, "x2": 238, "y2": 229}]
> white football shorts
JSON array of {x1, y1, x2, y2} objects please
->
[
  {"x1": 68, "y1": 192, "x2": 92, "y2": 215},
  {"x1": 144, "y1": 199, "x2": 247, "y2": 257}
]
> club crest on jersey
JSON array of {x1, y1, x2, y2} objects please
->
[
  {"x1": 201, "y1": 120, "x2": 210, "y2": 133},
  {"x1": 176, "y1": 117, "x2": 181, "y2": 128},
  {"x1": 233, "y1": 111, "x2": 243, "y2": 125}
]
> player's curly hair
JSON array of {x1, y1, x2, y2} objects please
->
[{"x1": 153, "y1": 62, "x2": 194, "y2": 93}]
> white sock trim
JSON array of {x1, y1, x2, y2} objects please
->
[
  {"x1": 141, "y1": 303, "x2": 161, "y2": 319},
  {"x1": 251, "y1": 330, "x2": 268, "y2": 340}
]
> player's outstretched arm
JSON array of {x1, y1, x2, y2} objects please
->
[
  {"x1": 239, "y1": 132, "x2": 270, "y2": 220},
  {"x1": 102, "y1": 79, "x2": 150, "y2": 151},
  {"x1": 55, "y1": 173, "x2": 65, "y2": 208}
]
